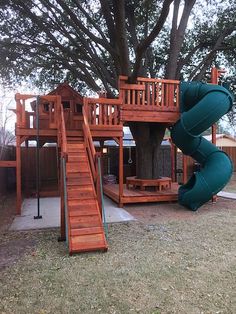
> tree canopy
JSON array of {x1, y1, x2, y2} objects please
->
[{"x1": 0, "y1": 0, "x2": 236, "y2": 95}]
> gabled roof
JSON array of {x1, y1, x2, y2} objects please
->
[
  {"x1": 203, "y1": 133, "x2": 236, "y2": 142},
  {"x1": 48, "y1": 83, "x2": 83, "y2": 104}
]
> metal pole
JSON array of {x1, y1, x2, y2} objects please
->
[
  {"x1": 98, "y1": 157, "x2": 108, "y2": 239},
  {"x1": 34, "y1": 95, "x2": 42, "y2": 219}
]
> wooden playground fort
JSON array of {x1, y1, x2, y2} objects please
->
[{"x1": 1, "y1": 68, "x2": 223, "y2": 254}]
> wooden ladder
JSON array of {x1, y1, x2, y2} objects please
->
[{"x1": 65, "y1": 138, "x2": 108, "y2": 254}]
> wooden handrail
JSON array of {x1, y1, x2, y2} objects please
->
[
  {"x1": 82, "y1": 106, "x2": 96, "y2": 180},
  {"x1": 58, "y1": 101, "x2": 68, "y2": 157},
  {"x1": 119, "y1": 75, "x2": 180, "y2": 84},
  {"x1": 83, "y1": 102, "x2": 102, "y2": 212}
]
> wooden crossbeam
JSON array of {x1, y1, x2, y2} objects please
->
[{"x1": 0, "y1": 161, "x2": 17, "y2": 167}]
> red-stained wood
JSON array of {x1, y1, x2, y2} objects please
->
[
  {"x1": 170, "y1": 140, "x2": 176, "y2": 182},
  {"x1": 16, "y1": 135, "x2": 21, "y2": 215},
  {"x1": 104, "y1": 183, "x2": 179, "y2": 204},
  {"x1": 0, "y1": 161, "x2": 16, "y2": 167},
  {"x1": 182, "y1": 155, "x2": 188, "y2": 184},
  {"x1": 126, "y1": 176, "x2": 172, "y2": 191},
  {"x1": 119, "y1": 136, "x2": 124, "y2": 207}
]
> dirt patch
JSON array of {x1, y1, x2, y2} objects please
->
[
  {"x1": 0, "y1": 194, "x2": 37, "y2": 271},
  {"x1": 0, "y1": 193, "x2": 16, "y2": 233},
  {"x1": 124, "y1": 197, "x2": 236, "y2": 223},
  {"x1": 0, "y1": 237, "x2": 36, "y2": 270}
]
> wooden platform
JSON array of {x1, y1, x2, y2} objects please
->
[{"x1": 104, "y1": 183, "x2": 179, "y2": 205}]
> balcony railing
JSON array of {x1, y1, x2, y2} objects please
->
[{"x1": 119, "y1": 76, "x2": 180, "y2": 112}]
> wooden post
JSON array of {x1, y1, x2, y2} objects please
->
[
  {"x1": 170, "y1": 139, "x2": 176, "y2": 182},
  {"x1": 211, "y1": 67, "x2": 225, "y2": 202},
  {"x1": 119, "y1": 136, "x2": 124, "y2": 207},
  {"x1": 59, "y1": 157, "x2": 66, "y2": 241},
  {"x1": 25, "y1": 140, "x2": 29, "y2": 197},
  {"x1": 16, "y1": 135, "x2": 22, "y2": 215},
  {"x1": 182, "y1": 154, "x2": 188, "y2": 184}
]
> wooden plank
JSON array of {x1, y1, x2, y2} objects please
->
[
  {"x1": 119, "y1": 136, "x2": 124, "y2": 206},
  {"x1": 86, "y1": 98, "x2": 122, "y2": 105},
  {"x1": 104, "y1": 183, "x2": 179, "y2": 205},
  {"x1": 70, "y1": 242, "x2": 107, "y2": 253},
  {"x1": 0, "y1": 161, "x2": 16, "y2": 167},
  {"x1": 89, "y1": 125, "x2": 123, "y2": 131},
  {"x1": 16, "y1": 129, "x2": 57, "y2": 136},
  {"x1": 137, "y1": 77, "x2": 180, "y2": 84},
  {"x1": 68, "y1": 199, "x2": 97, "y2": 208},
  {"x1": 70, "y1": 227, "x2": 104, "y2": 236},
  {"x1": 183, "y1": 155, "x2": 188, "y2": 184},
  {"x1": 121, "y1": 110, "x2": 180, "y2": 123},
  {"x1": 16, "y1": 136, "x2": 21, "y2": 215},
  {"x1": 67, "y1": 164, "x2": 90, "y2": 174},
  {"x1": 120, "y1": 84, "x2": 146, "y2": 91}
]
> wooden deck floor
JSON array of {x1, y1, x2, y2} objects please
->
[{"x1": 104, "y1": 183, "x2": 179, "y2": 205}]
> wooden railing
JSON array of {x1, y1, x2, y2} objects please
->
[
  {"x1": 57, "y1": 102, "x2": 68, "y2": 158},
  {"x1": 15, "y1": 93, "x2": 35, "y2": 128},
  {"x1": 83, "y1": 97, "x2": 122, "y2": 126},
  {"x1": 119, "y1": 76, "x2": 180, "y2": 111},
  {"x1": 82, "y1": 106, "x2": 102, "y2": 212},
  {"x1": 82, "y1": 106, "x2": 97, "y2": 180}
]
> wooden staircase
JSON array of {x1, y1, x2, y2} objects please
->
[{"x1": 65, "y1": 137, "x2": 108, "y2": 254}]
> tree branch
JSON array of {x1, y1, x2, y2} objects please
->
[{"x1": 131, "y1": 0, "x2": 174, "y2": 81}]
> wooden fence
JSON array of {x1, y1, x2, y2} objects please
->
[
  {"x1": 21, "y1": 146, "x2": 59, "y2": 193},
  {"x1": 183, "y1": 147, "x2": 236, "y2": 180}
]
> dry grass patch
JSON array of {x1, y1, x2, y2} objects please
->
[{"x1": 0, "y1": 200, "x2": 236, "y2": 314}]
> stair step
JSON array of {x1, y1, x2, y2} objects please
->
[
  {"x1": 67, "y1": 136, "x2": 83, "y2": 141},
  {"x1": 70, "y1": 242, "x2": 108, "y2": 254},
  {"x1": 68, "y1": 155, "x2": 87, "y2": 162},
  {"x1": 67, "y1": 177, "x2": 92, "y2": 186},
  {"x1": 67, "y1": 143, "x2": 85, "y2": 150},
  {"x1": 67, "y1": 142, "x2": 85, "y2": 147},
  {"x1": 70, "y1": 216, "x2": 101, "y2": 229},
  {"x1": 69, "y1": 207, "x2": 100, "y2": 217},
  {"x1": 68, "y1": 198, "x2": 97, "y2": 206},
  {"x1": 67, "y1": 185, "x2": 93, "y2": 192},
  {"x1": 70, "y1": 227, "x2": 104, "y2": 236},
  {"x1": 66, "y1": 172, "x2": 91, "y2": 179},
  {"x1": 67, "y1": 189, "x2": 95, "y2": 200},
  {"x1": 71, "y1": 233, "x2": 106, "y2": 246},
  {"x1": 66, "y1": 162, "x2": 89, "y2": 173}
]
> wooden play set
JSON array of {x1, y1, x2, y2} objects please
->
[{"x1": 0, "y1": 68, "x2": 222, "y2": 254}]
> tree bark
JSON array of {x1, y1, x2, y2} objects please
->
[{"x1": 129, "y1": 122, "x2": 166, "y2": 179}]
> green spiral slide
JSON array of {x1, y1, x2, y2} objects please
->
[{"x1": 171, "y1": 81, "x2": 234, "y2": 211}]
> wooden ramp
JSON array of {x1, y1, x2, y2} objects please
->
[
  {"x1": 104, "y1": 183, "x2": 179, "y2": 205},
  {"x1": 65, "y1": 138, "x2": 108, "y2": 254}
]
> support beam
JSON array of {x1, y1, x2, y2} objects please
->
[
  {"x1": 25, "y1": 140, "x2": 29, "y2": 198},
  {"x1": 182, "y1": 154, "x2": 188, "y2": 184},
  {"x1": 170, "y1": 139, "x2": 176, "y2": 182},
  {"x1": 119, "y1": 136, "x2": 124, "y2": 207},
  {"x1": 0, "y1": 161, "x2": 16, "y2": 167},
  {"x1": 59, "y1": 158, "x2": 66, "y2": 241},
  {"x1": 16, "y1": 135, "x2": 22, "y2": 215}
]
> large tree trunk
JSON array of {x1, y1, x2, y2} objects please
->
[{"x1": 129, "y1": 122, "x2": 166, "y2": 179}]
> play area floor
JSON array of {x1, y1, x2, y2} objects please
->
[{"x1": 10, "y1": 196, "x2": 135, "y2": 231}]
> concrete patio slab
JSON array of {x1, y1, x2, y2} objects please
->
[
  {"x1": 10, "y1": 196, "x2": 134, "y2": 231},
  {"x1": 217, "y1": 191, "x2": 236, "y2": 199}
]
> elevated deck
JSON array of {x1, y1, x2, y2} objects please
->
[
  {"x1": 104, "y1": 183, "x2": 179, "y2": 205},
  {"x1": 119, "y1": 76, "x2": 180, "y2": 124}
]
